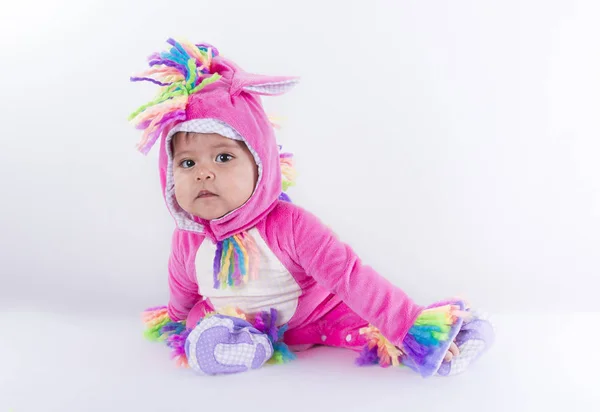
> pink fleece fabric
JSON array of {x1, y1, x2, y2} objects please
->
[{"x1": 153, "y1": 46, "x2": 424, "y2": 348}]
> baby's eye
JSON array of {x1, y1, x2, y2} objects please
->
[
  {"x1": 215, "y1": 154, "x2": 234, "y2": 163},
  {"x1": 180, "y1": 159, "x2": 195, "y2": 168}
]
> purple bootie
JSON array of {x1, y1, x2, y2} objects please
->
[{"x1": 185, "y1": 314, "x2": 273, "y2": 375}]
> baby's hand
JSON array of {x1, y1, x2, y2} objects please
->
[{"x1": 443, "y1": 342, "x2": 460, "y2": 362}]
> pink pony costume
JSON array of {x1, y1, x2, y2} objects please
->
[{"x1": 132, "y1": 39, "x2": 494, "y2": 377}]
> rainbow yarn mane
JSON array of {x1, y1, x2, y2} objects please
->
[
  {"x1": 213, "y1": 231, "x2": 260, "y2": 289},
  {"x1": 128, "y1": 39, "x2": 222, "y2": 155}
]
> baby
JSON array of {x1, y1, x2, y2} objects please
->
[{"x1": 132, "y1": 39, "x2": 494, "y2": 377}]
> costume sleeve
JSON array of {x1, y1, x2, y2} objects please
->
[
  {"x1": 291, "y1": 206, "x2": 424, "y2": 346},
  {"x1": 167, "y1": 230, "x2": 202, "y2": 322}
]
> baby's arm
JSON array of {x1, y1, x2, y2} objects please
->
[
  {"x1": 167, "y1": 230, "x2": 203, "y2": 323},
  {"x1": 291, "y1": 206, "x2": 424, "y2": 347}
]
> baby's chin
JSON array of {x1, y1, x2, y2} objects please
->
[
  {"x1": 186, "y1": 197, "x2": 252, "y2": 221},
  {"x1": 179, "y1": 197, "x2": 251, "y2": 221},
  {"x1": 189, "y1": 207, "x2": 235, "y2": 221}
]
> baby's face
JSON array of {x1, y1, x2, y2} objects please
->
[{"x1": 172, "y1": 132, "x2": 258, "y2": 220}]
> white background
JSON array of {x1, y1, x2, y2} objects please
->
[{"x1": 1, "y1": 0, "x2": 599, "y2": 411}]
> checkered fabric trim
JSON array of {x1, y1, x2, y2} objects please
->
[
  {"x1": 214, "y1": 334, "x2": 271, "y2": 370},
  {"x1": 244, "y1": 79, "x2": 299, "y2": 95}
]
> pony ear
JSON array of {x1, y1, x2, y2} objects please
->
[
  {"x1": 231, "y1": 72, "x2": 299, "y2": 96},
  {"x1": 243, "y1": 77, "x2": 300, "y2": 96}
]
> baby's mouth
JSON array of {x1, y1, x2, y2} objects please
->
[{"x1": 197, "y1": 190, "x2": 217, "y2": 199}]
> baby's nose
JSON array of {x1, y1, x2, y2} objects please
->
[{"x1": 196, "y1": 169, "x2": 214, "y2": 180}]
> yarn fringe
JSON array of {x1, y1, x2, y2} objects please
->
[
  {"x1": 251, "y1": 308, "x2": 297, "y2": 364},
  {"x1": 142, "y1": 306, "x2": 190, "y2": 367},
  {"x1": 142, "y1": 305, "x2": 296, "y2": 368},
  {"x1": 356, "y1": 304, "x2": 465, "y2": 370},
  {"x1": 279, "y1": 147, "x2": 297, "y2": 192},
  {"x1": 129, "y1": 39, "x2": 221, "y2": 155},
  {"x1": 213, "y1": 231, "x2": 260, "y2": 289},
  {"x1": 356, "y1": 325, "x2": 406, "y2": 368},
  {"x1": 400, "y1": 304, "x2": 465, "y2": 372}
]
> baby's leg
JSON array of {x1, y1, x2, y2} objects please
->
[
  {"x1": 285, "y1": 301, "x2": 494, "y2": 377},
  {"x1": 284, "y1": 302, "x2": 370, "y2": 352},
  {"x1": 185, "y1": 314, "x2": 273, "y2": 375}
]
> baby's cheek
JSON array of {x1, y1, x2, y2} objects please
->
[{"x1": 173, "y1": 178, "x2": 191, "y2": 208}]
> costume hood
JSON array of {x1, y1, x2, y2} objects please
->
[{"x1": 129, "y1": 39, "x2": 298, "y2": 241}]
